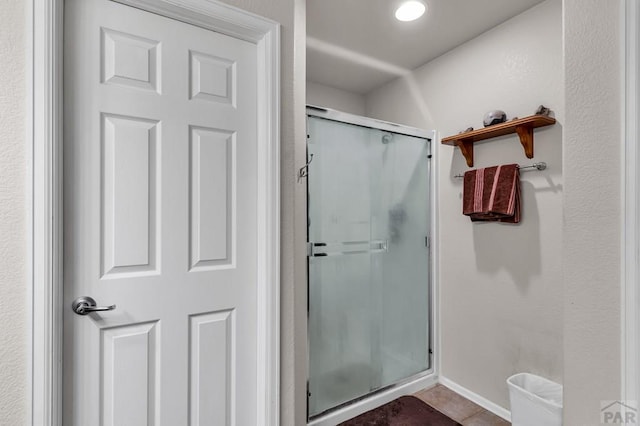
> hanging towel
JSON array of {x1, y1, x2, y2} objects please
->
[{"x1": 463, "y1": 164, "x2": 521, "y2": 223}]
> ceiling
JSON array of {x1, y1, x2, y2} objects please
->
[{"x1": 307, "y1": 0, "x2": 546, "y2": 94}]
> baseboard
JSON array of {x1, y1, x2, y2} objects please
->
[{"x1": 438, "y1": 376, "x2": 511, "y2": 421}]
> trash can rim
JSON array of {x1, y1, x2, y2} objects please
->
[{"x1": 507, "y1": 373, "x2": 563, "y2": 409}]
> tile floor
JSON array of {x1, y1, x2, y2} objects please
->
[{"x1": 413, "y1": 384, "x2": 511, "y2": 425}]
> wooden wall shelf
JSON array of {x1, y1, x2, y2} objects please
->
[{"x1": 441, "y1": 114, "x2": 556, "y2": 167}]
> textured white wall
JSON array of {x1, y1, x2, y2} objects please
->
[
  {"x1": 307, "y1": 80, "x2": 366, "y2": 115},
  {"x1": 563, "y1": 1, "x2": 622, "y2": 424},
  {"x1": 1, "y1": 1, "x2": 625, "y2": 424},
  {"x1": 0, "y1": 0, "x2": 28, "y2": 425},
  {"x1": 365, "y1": 0, "x2": 563, "y2": 410}
]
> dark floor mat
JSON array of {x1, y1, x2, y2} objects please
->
[{"x1": 338, "y1": 395, "x2": 462, "y2": 426}]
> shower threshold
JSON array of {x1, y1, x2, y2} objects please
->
[{"x1": 308, "y1": 369, "x2": 437, "y2": 426}]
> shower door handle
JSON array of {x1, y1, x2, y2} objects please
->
[
  {"x1": 369, "y1": 240, "x2": 388, "y2": 252},
  {"x1": 307, "y1": 240, "x2": 388, "y2": 257}
]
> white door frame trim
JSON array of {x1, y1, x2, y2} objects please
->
[
  {"x1": 29, "y1": 1, "x2": 281, "y2": 425},
  {"x1": 623, "y1": 0, "x2": 639, "y2": 410}
]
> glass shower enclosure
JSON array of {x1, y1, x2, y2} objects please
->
[{"x1": 306, "y1": 107, "x2": 432, "y2": 419}]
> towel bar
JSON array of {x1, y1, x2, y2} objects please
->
[{"x1": 454, "y1": 162, "x2": 546, "y2": 179}]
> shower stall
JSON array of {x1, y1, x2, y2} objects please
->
[{"x1": 306, "y1": 107, "x2": 434, "y2": 423}]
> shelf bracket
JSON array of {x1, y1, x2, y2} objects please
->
[
  {"x1": 515, "y1": 125, "x2": 535, "y2": 159},
  {"x1": 456, "y1": 140, "x2": 474, "y2": 167}
]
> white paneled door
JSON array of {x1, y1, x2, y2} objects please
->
[{"x1": 63, "y1": 0, "x2": 261, "y2": 424}]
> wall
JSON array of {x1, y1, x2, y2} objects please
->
[
  {"x1": 0, "y1": 0, "x2": 28, "y2": 424},
  {"x1": 563, "y1": 0, "x2": 623, "y2": 424},
  {"x1": 365, "y1": 0, "x2": 563, "y2": 410},
  {"x1": 307, "y1": 80, "x2": 366, "y2": 115},
  {"x1": 0, "y1": 0, "x2": 625, "y2": 424}
]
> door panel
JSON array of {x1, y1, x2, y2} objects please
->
[
  {"x1": 63, "y1": 0, "x2": 258, "y2": 424},
  {"x1": 189, "y1": 126, "x2": 235, "y2": 270},
  {"x1": 101, "y1": 321, "x2": 160, "y2": 425},
  {"x1": 189, "y1": 310, "x2": 234, "y2": 425},
  {"x1": 102, "y1": 113, "x2": 160, "y2": 277},
  {"x1": 101, "y1": 27, "x2": 161, "y2": 92}
]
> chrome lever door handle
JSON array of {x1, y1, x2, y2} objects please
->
[{"x1": 72, "y1": 296, "x2": 116, "y2": 316}]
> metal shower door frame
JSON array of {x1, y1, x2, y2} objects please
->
[{"x1": 304, "y1": 105, "x2": 437, "y2": 423}]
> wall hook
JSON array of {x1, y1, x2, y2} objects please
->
[{"x1": 298, "y1": 154, "x2": 314, "y2": 182}]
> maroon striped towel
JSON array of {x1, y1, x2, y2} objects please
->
[{"x1": 463, "y1": 164, "x2": 521, "y2": 223}]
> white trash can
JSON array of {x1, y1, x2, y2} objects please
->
[{"x1": 507, "y1": 373, "x2": 563, "y2": 426}]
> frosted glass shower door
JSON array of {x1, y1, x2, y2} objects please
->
[{"x1": 307, "y1": 114, "x2": 431, "y2": 418}]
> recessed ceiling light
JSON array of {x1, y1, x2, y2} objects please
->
[
  {"x1": 395, "y1": 1, "x2": 426, "y2": 22},
  {"x1": 396, "y1": 0, "x2": 427, "y2": 22}
]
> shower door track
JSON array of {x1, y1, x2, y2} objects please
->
[
  {"x1": 306, "y1": 105, "x2": 432, "y2": 140},
  {"x1": 308, "y1": 366, "x2": 435, "y2": 422}
]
